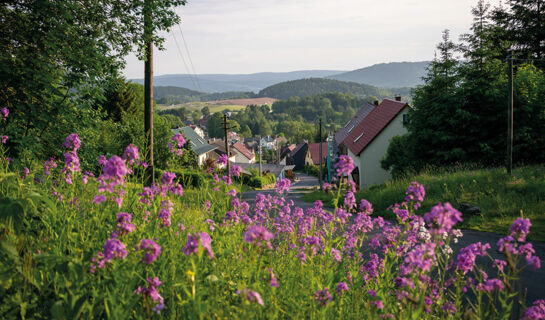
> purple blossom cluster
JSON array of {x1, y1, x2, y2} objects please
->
[
  {"x1": 275, "y1": 178, "x2": 291, "y2": 195},
  {"x1": 237, "y1": 288, "x2": 264, "y2": 306},
  {"x1": 135, "y1": 277, "x2": 165, "y2": 314},
  {"x1": 183, "y1": 232, "x2": 214, "y2": 259},
  {"x1": 217, "y1": 154, "x2": 228, "y2": 166},
  {"x1": 168, "y1": 133, "x2": 186, "y2": 156},
  {"x1": 116, "y1": 212, "x2": 136, "y2": 235},
  {"x1": 334, "y1": 155, "x2": 354, "y2": 176},
  {"x1": 230, "y1": 164, "x2": 241, "y2": 177},
  {"x1": 314, "y1": 287, "x2": 332, "y2": 306},
  {"x1": 136, "y1": 239, "x2": 161, "y2": 264},
  {"x1": 0, "y1": 107, "x2": 8, "y2": 121},
  {"x1": 243, "y1": 225, "x2": 274, "y2": 249},
  {"x1": 123, "y1": 143, "x2": 140, "y2": 166}
]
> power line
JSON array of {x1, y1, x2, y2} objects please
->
[
  {"x1": 177, "y1": 23, "x2": 201, "y2": 91},
  {"x1": 170, "y1": 30, "x2": 199, "y2": 90}
]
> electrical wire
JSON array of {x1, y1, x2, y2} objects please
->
[
  {"x1": 171, "y1": 30, "x2": 199, "y2": 90},
  {"x1": 177, "y1": 23, "x2": 202, "y2": 91}
]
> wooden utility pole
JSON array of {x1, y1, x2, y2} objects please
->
[
  {"x1": 319, "y1": 118, "x2": 323, "y2": 190},
  {"x1": 507, "y1": 54, "x2": 514, "y2": 175},
  {"x1": 259, "y1": 136, "x2": 262, "y2": 177},
  {"x1": 223, "y1": 114, "x2": 231, "y2": 175},
  {"x1": 144, "y1": 0, "x2": 154, "y2": 185}
]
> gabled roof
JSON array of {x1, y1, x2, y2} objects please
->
[
  {"x1": 344, "y1": 99, "x2": 408, "y2": 156},
  {"x1": 335, "y1": 102, "x2": 376, "y2": 144},
  {"x1": 210, "y1": 140, "x2": 236, "y2": 156},
  {"x1": 174, "y1": 127, "x2": 218, "y2": 156},
  {"x1": 307, "y1": 142, "x2": 328, "y2": 165},
  {"x1": 231, "y1": 142, "x2": 254, "y2": 160},
  {"x1": 234, "y1": 162, "x2": 295, "y2": 178}
]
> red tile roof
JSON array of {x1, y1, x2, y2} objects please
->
[
  {"x1": 335, "y1": 102, "x2": 376, "y2": 144},
  {"x1": 307, "y1": 142, "x2": 328, "y2": 165},
  {"x1": 344, "y1": 99, "x2": 408, "y2": 156},
  {"x1": 231, "y1": 141, "x2": 254, "y2": 160}
]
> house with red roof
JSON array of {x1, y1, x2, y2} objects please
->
[
  {"x1": 305, "y1": 142, "x2": 328, "y2": 166},
  {"x1": 341, "y1": 97, "x2": 409, "y2": 189},
  {"x1": 231, "y1": 141, "x2": 255, "y2": 163}
]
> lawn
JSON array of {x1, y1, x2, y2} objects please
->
[
  {"x1": 157, "y1": 102, "x2": 246, "y2": 115},
  {"x1": 301, "y1": 165, "x2": 545, "y2": 241}
]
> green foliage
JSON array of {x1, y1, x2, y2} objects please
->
[
  {"x1": 157, "y1": 168, "x2": 207, "y2": 188},
  {"x1": 303, "y1": 165, "x2": 325, "y2": 179},
  {"x1": 153, "y1": 86, "x2": 257, "y2": 105},
  {"x1": 258, "y1": 78, "x2": 392, "y2": 100},
  {"x1": 247, "y1": 174, "x2": 276, "y2": 188},
  {"x1": 207, "y1": 112, "x2": 224, "y2": 138}
]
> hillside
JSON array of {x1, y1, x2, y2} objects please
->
[
  {"x1": 329, "y1": 61, "x2": 429, "y2": 88},
  {"x1": 258, "y1": 78, "x2": 392, "y2": 100},
  {"x1": 132, "y1": 70, "x2": 345, "y2": 92}
]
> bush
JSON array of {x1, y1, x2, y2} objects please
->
[
  {"x1": 248, "y1": 174, "x2": 276, "y2": 188},
  {"x1": 157, "y1": 168, "x2": 207, "y2": 188},
  {"x1": 304, "y1": 164, "x2": 325, "y2": 178}
]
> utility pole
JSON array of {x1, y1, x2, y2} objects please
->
[
  {"x1": 507, "y1": 54, "x2": 514, "y2": 175},
  {"x1": 276, "y1": 140, "x2": 280, "y2": 164},
  {"x1": 259, "y1": 136, "x2": 262, "y2": 177},
  {"x1": 319, "y1": 118, "x2": 323, "y2": 190},
  {"x1": 144, "y1": 0, "x2": 154, "y2": 185},
  {"x1": 223, "y1": 114, "x2": 231, "y2": 176}
]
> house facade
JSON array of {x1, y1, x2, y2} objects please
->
[
  {"x1": 231, "y1": 142, "x2": 255, "y2": 163},
  {"x1": 305, "y1": 142, "x2": 328, "y2": 166},
  {"x1": 341, "y1": 98, "x2": 409, "y2": 189},
  {"x1": 174, "y1": 126, "x2": 217, "y2": 166}
]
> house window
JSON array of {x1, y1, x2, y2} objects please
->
[
  {"x1": 403, "y1": 114, "x2": 409, "y2": 125},
  {"x1": 347, "y1": 125, "x2": 355, "y2": 133},
  {"x1": 354, "y1": 133, "x2": 364, "y2": 142}
]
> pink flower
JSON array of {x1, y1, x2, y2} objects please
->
[{"x1": 136, "y1": 239, "x2": 161, "y2": 264}]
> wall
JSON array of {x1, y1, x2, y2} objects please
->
[{"x1": 358, "y1": 108, "x2": 408, "y2": 189}]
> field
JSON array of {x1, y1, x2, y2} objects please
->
[
  {"x1": 301, "y1": 165, "x2": 545, "y2": 241},
  {"x1": 157, "y1": 97, "x2": 276, "y2": 116},
  {"x1": 0, "y1": 136, "x2": 543, "y2": 319}
]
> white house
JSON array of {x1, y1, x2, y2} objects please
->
[
  {"x1": 174, "y1": 126, "x2": 217, "y2": 166},
  {"x1": 231, "y1": 142, "x2": 255, "y2": 163},
  {"x1": 341, "y1": 98, "x2": 409, "y2": 189}
]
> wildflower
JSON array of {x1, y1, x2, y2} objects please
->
[
  {"x1": 477, "y1": 278, "x2": 504, "y2": 293},
  {"x1": 170, "y1": 183, "x2": 183, "y2": 196},
  {"x1": 423, "y1": 202, "x2": 463, "y2": 236},
  {"x1": 1, "y1": 135, "x2": 7, "y2": 144},
  {"x1": 157, "y1": 200, "x2": 173, "y2": 227},
  {"x1": 63, "y1": 133, "x2": 81, "y2": 151},
  {"x1": 98, "y1": 155, "x2": 107, "y2": 166},
  {"x1": 403, "y1": 242, "x2": 436, "y2": 273},
  {"x1": 455, "y1": 242, "x2": 490, "y2": 274},
  {"x1": 103, "y1": 238, "x2": 127, "y2": 260},
  {"x1": 161, "y1": 171, "x2": 176, "y2": 185},
  {"x1": 276, "y1": 178, "x2": 291, "y2": 195},
  {"x1": 336, "y1": 282, "x2": 349, "y2": 294},
  {"x1": 527, "y1": 256, "x2": 541, "y2": 270},
  {"x1": 267, "y1": 268, "x2": 279, "y2": 287},
  {"x1": 359, "y1": 199, "x2": 373, "y2": 214},
  {"x1": 183, "y1": 232, "x2": 214, "y2": 259},
  {"x1": 243, "y1": 225, "x2": 274, "y2": 249},
  {"x1": 405, "y1": 181, "x2": 425, "y2": 209},
  {"x1": 222, "y1": 175, "x2": 232, "y2": 185},
  {"x1": 509, "y1": 217, "x2": 531, "y2": 242},
  {"x1": 0, "y1": 107, "x2": 8, "y2": 121},
  {"x1": 136, "y1": 239, "x2": 161, "y2": 264},
  {"x1": 217, "y1": 154, "x2": 228, "y2": 166},
  {"x1": 123, "y1": 143, "x2": 140, "y2": 165},
  {"x1": 442, "y1": 301, "x2": 457, "y2": 315},
  {"x1": 237, "y1": 288, "x2": 264, "y2": 306},
  {"x1": 169, "y1": 133, "x2": 186, "y2": 156},
  {"x1": 99, "y1": 156, "x2": 127, "y2": 192},
  {"x1": 331, "y1": 248, "x2": 342, "y2": 262},
  {"x1": 370, "y1": 300, "x2": 384, "y2": 309},
  {"x1": 227, "y1": 189, "x2": 237, "y2": 197},
  {"x1": 493, "y1": 259, "x2": 507, "y2": 272},
  {"x1": 63, "y1": 151, "x2": 81, "y2": 173},
  {"x1": 230, "y1": 165, "x2": 241, "y2": 177},
  {"x1": 20, "y1": 167, "x2": 29, "y2": 179},
  {"x1": 205, "y1": 219, "x2": 216, "y2": 231},
  {"x1": 314, "y1": 287, "x2": 332, "y2": 306},
  {"x1": 344, "y1": 191, "x2": 356, "y2": 210},
  {"x1": 522, "y1": 299, "x2": 545, "y2": 320},
  {"x1": 135, "y1": 277, "x2": 165, "y2": 314},
  {"x1": 367, "y1": 289, "x2": 376, "y2": 297},
  {"x1": 116, "y1": 212, "x2": 136, "y2": 235},
  {"x1": 93, "y1": 195, "x2": 107, "y2": 204},
  {"x1": 335, "y1": 155, "x2": 354, "y2": 176}
]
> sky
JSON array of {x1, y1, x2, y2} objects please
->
[{"x1": 122, "y1": 0, "x2": 502, "y2": 79}]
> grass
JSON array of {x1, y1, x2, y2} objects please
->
[
  {"x1": 301, "y1": 165, "x2": 545, "y2": 241},
  {"x1": 157, "y1": 102, "x2": 246, "y2": 114}
]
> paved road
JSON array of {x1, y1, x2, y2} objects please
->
[{"x1": 240, "y1": 173, "x2": 545, "y2": 304}]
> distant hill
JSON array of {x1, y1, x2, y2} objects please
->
[
  {"x1": 328, "y1": 61, "x2": 429, "y2": 88},
  {"x1": 132, "y1": 70, "x2": 345, "y2": 93},
  {"x1": 258, "y1": 78, "x2": 392, "y2": 100}
]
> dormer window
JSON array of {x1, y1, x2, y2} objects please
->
[{"x1": 347, "y1": 125, "x2": 355, "y2": 133}]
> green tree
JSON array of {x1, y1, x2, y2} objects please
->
[{"x1": 207, "y1": 112, "x2": 223, "y2": 138}]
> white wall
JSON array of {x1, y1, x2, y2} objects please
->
[
  {"x1": 347, "y1": 148, "x2": 360, "y2": 183},
  {"x1": 358, "y1": 108, "x2": 408, "y2": 189}
]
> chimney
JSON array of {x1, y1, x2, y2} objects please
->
[
  {"x1": 374, "y1": 100, "x2": 379, "y2": 106},
  {"x1": 395, "y1": 95, "x2": 401, "y2": 102}
]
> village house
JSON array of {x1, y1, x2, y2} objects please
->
[
  {"x1": 230, "y1": 141, "x2": 255, "y2": 163},
  {"x1": 287, "y1": 142, "x2": 308, "y2": 170},
  {"x1": 334, "y1": 101, "x2": 376, "y2": 155},
  {"x1": 305, "y1": 142, "x2": 328, "y2": 166},
  {"x1": 341, "y1": 97, "x2": 409, "y2": 189},
  {"x1": 173, "y1": 126, "x2": 217, "y2": 166}
]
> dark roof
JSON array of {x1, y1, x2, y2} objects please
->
[
  {"x1": 289, "y1": 142, "x2": 308, "y2": 170},
  {"x1": 231, "y1": 142, "x2": 254, "y2": 160},
  {"x1": 210, "y1": 140, "x2": 236, "y2": 156},
  {"x1": 335, "y1": 102, "x2": 376, "y2": 144},
  {"x1": 307, "y1": 142, "x2": 328, "y2": 165},
  {"x1": 174, "y1": 127, "x2": 217, "y2": 156},
  {"x1": 344, "y1": 99, "x2": 408, "y2": 156}
]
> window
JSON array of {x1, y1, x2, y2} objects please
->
[
  {"x1": 354, "y1": 133, "x2": 364, "y2": 142},
  {"x1": 403, "y1": 114, "x2": 409, "y2": 125},
  {"x1": 347, "y1": 125, "x2": 355, "y2": 133}
]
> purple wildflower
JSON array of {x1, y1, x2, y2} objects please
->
[
  {"x1": 276, "y1": 178, "x2": 291, "y2": 195},
  {"x1": 335, "y1": 155, "x2": 354, "y2": 176},
  {"x1": 183, "y1": 232, "x2": 214, "y2": 259},
  {"x1": 123, "y1": 143, "x2": 140, "y2": 165},
  {"x1": 93, "y1": 195, "x2": 107, "y2": 204},
  {"x1": 169, "y1": 133, "x2": 186, "y2": 156},
  {"x1": 0, "y1": 107, "x2": 8, "y2": 121},
  {"x1": 268, "y1": 268, "x2": 279, "y2": 287},
  {"x1": 157, "y1": 200, "x2": 173, "y2": 227},
  {"x1": 135, "y1": 277, "x2": 165, "y2": 314},
  {"x1": 423, "y1": 202, "x2": 463, "y2": 236},
  {"x1": 136, "y1": 239, "x2": 161, "y2": 264},
  {"x1": 243, "y1": 225, "x2": 274, "y2": 249},
  {"x1": 359, "y1": 199, "x2": 373, "y2": 214},
  {"x1": 20, "y1": 167, "x2": 29, "y2": 179},
  {"x1": 509, "y1": 217, "x2": 531, "y2": 242},
  {"x1": 522, "y1": 299, "x2": 545, "y2": 320},
  {"x1": 314, "y1": 287, "x2": 332, "y2": 306},
  {"x1": 116, "y1": 212, "x2": 136, "y2": 235},
  {"x1": 1, "y1": 135, "x2": 7, "y2": 144},
  {"x1": 344, "y1": 191, "x2": 356, "y2": 210},
  {"x1": 98, "y1": 155, "x2": 107, "y2": 166},
  {"x1": 217, "y1": 154, "x2": 228, "y2": 166},
  {"x1": 370, "y1": 300, "x2": 384, "y2": 309},
  {"x1": 161, "y1": 171, "x2": 176, "y2": 185},
  {"x1": 63, "y1": 133, "x2": 81, "y2": 151},
  {"x1": 477, "y1": 278, "x2": 504, "y2": 293},
  {"x1": 237, "y1": 288, "x2": 264, "y2": 306},
  {"x1": 336, "y1": 282, "x2": 349, "y2": 294},
  {"x1": 405, "y1": 181, "x2": 425, "y2": 209},
  {"x1": 103, "y1": 238, "x2": 127, "y2": 260},
  {"x1": 230, "y1": 164, "x2": 241, "y2": 177}
]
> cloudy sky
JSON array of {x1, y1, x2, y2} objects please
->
[{"x1": 122, "y1": 0, "x2": 502, "y2": 78}]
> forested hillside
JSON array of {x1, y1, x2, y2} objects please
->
[
  {"x1": 153, "y1": 86, "x2": 257, "y2": 104},
  {"x1": 258, "y1": 78, "x2": 391, "y2": 100},
  {"x1": 328, "y1": 61, "x2": 429, "y2": 87}
]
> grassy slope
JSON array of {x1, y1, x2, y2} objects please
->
[
  {"x1": 302, "y1": 165, "x2": 545, "y2": 241},
  {"x1": 157, "y1": 102, "x2": 246, "y2": 114}
]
